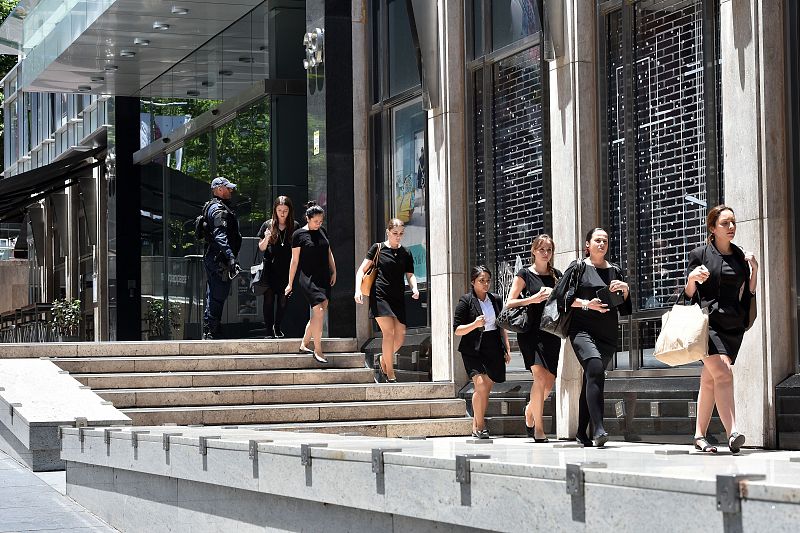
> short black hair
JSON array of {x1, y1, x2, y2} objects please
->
[{"x1": 470, "y1": 265, "x2": 491, "y2": 282}]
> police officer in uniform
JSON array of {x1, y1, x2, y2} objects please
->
[{"x1": 202, "y1": 177, "x2": 242, "y2": 339}]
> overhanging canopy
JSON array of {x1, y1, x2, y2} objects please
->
[{"x1": 0, "y1": 146, "x2": 104, "y2": 222}]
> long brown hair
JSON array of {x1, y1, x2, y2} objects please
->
[
  {"x1": 531, "y1": 234, "x2": 557, "y2": 280},
  {"x1": 706, "y1": 204, "x2": 734, "y2": 243},
  {"x1": 268, "y1": 196, "x2": 295, "y2": 245}
]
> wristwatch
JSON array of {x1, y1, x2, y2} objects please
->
[{"x1": 581, "y1": 300, "x2": 589, "y2": 311}]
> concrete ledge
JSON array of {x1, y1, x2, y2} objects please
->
[
  {"x1": 0, "y1": 360, "x2": 131, "y2": 471},
  {"x1": 61, "y1": 427, "x2": 800, "y2": 532}
]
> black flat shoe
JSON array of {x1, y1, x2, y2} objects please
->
[
  {"x1": 694, "y1": 436, "x2": 718, "y2": 453},
  {"x1": 524, "y1": 405, "x2": 535, "y2": 438},
  {"x1": 592, "y1": 432, "x2": 609, "y2": 448},
  {"x1": 576, "y1": 428, "x2": 592, "y2": 447},
  {"x1": 728, "y1": 432, "x2": 745, "y2": 454},
  {"x1": 533, "y1": 436, "x2": 549, "y2": 443}
]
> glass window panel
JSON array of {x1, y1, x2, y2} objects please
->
[
  {"x1": 492, "y1": 0, "x2": 541, "y2": 51},
  {"x1": 371, "y1": 0, "x2": 382, "y2": 102},
  {"x1": 473, "y1": 0, "x2": 484, "y2": 58},
  {"x1": 390, "y1": 97, "x2": 427, "y2": 326},
  {"x1": 387, "y1": 0, "x2": 420, "y2": 95},
  {"x1": 490, "y1": 46, "x2": 545, "y2": 297}
]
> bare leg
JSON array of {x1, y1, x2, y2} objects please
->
[
  {"x1": 472, "y1": 374, "x2": 494, "y2": 432},
  {"x1": 703, "y1": 355, "x2": 737, "y2": 436},
  {"x1": 309, "y1": 301, "x2": 328, "y2": 358},
  {"x1": 530, "y1": 365, "x2": 555, "y2": 440},
  {"x1": 694, "y1": 364, "x2": 716, "y2": 438},
  {"x1": 300, "y1": 319, "x2": 313, "y2": 350},
  {"x1": 375, "y1": 317, "x2": 396, "y2": 379}
]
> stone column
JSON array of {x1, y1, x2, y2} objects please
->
[
  {"x1": 548, "y1": 0, "x2": 601, "y2": 438},
  {"x1": 352, "y1": 0, "x2": 372, "y2": 344},
  {"x1": 429, "y1": 0, "x2": 468, "y2": 384},
  {"x1": 95, "y1": 164, "x2": 109, "y2": 341},
  {"x1": 66, "y1": 185, "x2": 80, "y2": 301},
  {"x1": 719, "y1": 0, "x2": 791, "y2": 448}
]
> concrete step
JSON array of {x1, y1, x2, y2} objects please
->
[
  {"x1": 250, "y1": 417, "x2": 474, "y2": 438},
  {"x1": 50, "y1": 353, "x2": 366, "y2": 373},
  {"x1": 72, "y1": 368, "x2": 375, "y2": 389},
  {"x1": 120, "y1": 398, "x2": 468, "y2": 426},
  {"x1": 96, "y1": 382, "x2": 457, "y2": 408},
  {"x1": 0, "y1": 338, "x2": 359, "y2": 358}
]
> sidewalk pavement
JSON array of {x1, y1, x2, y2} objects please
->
[{"x1": 0, "y1": 450, "x2": 116, "y2": 533}]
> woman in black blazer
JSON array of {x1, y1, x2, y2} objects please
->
[
  {"x1": 454, "y1": 266, "x2": 511, "y2": 439},
  {"x1": 685, "y1": 205, "x2": 758, "y2": 454}
]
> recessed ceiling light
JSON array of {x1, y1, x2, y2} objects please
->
[
  {"x1": 104, "y1": 65, "x2": 119, "y2": 71},
  {"x1": 238, "y1": 56, "x2": 253, "y2": 64},
  {"x1": 90, "y1": 76, "x2": 105, "y2": 82},
  {"x1": 171, "y1": 6, "x2": 189, "y2": 15},
  {"x1": 186, "y1": 89, "x2": 199, "y2": 96},
  {"x1": 78, "y1": 85, "x2": 92, "y2": 92},
  {"x1": 218, "y1": 69, "x2": 233, "y2": 76},
  {"x1": 201, "y1": 80, "x2": 215, "y2": 87},
  {"x1": 119, "y1": 50, "x2": 136, "y2": 58},
  {"x1": 134, "y1": 38, "x2": 150, "y2": 46},
  {"x1": 153, "y1": 21, "x2": 170, "y2": 31}
]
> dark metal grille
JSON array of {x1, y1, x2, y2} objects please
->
[
  {"x1": 490, "y1": 47, "x2": 545, "y2": 294},
  {"x1": 473, "y1": 69, "x2": 488, "y2": 266},
  {"x1": 607, "y1": 0, "x2": 716, "y2": 312}
]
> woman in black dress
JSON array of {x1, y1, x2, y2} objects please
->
[
  {"x1": 504, "y1": 234, "x2": 562, "y2": 442},
  {"x1": 257, "y1": 196, "x2": 299, "y2": 338},
  {"x1": 685, "y1": 205, "x2": 758, "y2": 454},
  {"x1": 454, "y1": 266, "x2": 512, "y2": 439},
  {"x1": 354, "y1": 218, "x2": 419, "y2": 383},
  {"x1": 567, "y1": 228, "x2": 631, "y2": 447},
  {"x1": 285, "y1": 201, "x2": 337, "y2": 363}
]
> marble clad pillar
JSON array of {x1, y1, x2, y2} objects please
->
[
  {"x1": 548, "y1": 0, "x2": 601, "y2": 438},
  {"x1": 429, "y1": 0, "x2": 468, "y2": 384},
  {"x1": 719, "y1": 0, "x2": 792, "y2": 448},
  {"x1": 351, "y1": 0, "x2": 372, "y2": 344}
]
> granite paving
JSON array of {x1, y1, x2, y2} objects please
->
[{"x1": 0, "y1": 450, "x2": 117, "y2": 532}]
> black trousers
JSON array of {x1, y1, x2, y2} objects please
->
[{"x1": 263, "y1": 287, "x2": 287, "y2": 331}]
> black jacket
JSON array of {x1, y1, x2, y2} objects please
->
[
  {"x1": 453, "y1": 290, "x2": 504, "y2": 356},
  {"x1": 554, "y1": 260, "x2": 632, "y2": 316},
  {"x1": 205, "y1": 198, "x2": 241, "y2": 262},
  {"x1": 684, "y1": 242, "x2": 753, "y2": 324}
]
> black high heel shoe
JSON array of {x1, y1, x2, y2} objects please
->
[
  {"x1": 576, "y1": 428, "x2": 592, "y2": 447},
  {"x1": 524, "y1": 405, "x2": 535, "y2": 438}
]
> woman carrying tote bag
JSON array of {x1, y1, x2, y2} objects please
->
[
  {"x1": 504, "y1": 234, "x2": 562, "y2": 442},
  {"x1": 685, "y1": 205, "x2": 758, "y2": 454},
  {"x1": 354, "y1": 218, "x2": 419, "y2": 383}
]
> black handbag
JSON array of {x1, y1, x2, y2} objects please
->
[
  {"x1": 540, "y1": 260, "x2": 585, "y2": 339},
  {"x1": 496, "y1": 280, "x2": 531, "y2": 333},
  {"x1": 496, "y1": 304, "x2": 529, "y2": 333}
]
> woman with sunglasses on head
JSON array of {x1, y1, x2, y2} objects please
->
[
  {"x1": 454, "y1": 266, "x2": 512, "y2": 439},
  {"x1": 567, "y1": 228, "x2": 632, "y2": 447},
  {"x1": 257, "y1": 196, "x2": 299, "y2": 338},
  {"x1": 505, "y1": 234, "x2": 562, "y2": 442},
  {"x1": 354, "y1": 219, "x2": 419, "y2": 383},
  {"x1": 285, "y1": 201, "x2": 336, "y2": 364},
  {"x1": 685, "y1": 205, "x2": 757, "y2": 454}
]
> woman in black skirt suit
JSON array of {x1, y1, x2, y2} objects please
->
[
  {"x1": 257, "y1": 196, "x2": 299, "y2": 338},
  {"x1": 454, "y1": 266, "x2": 512, "y2": 439},
  {"x1": 685, "y1": 205, "x2": 758, "y2": 454},
  {"x1": 567, "y1": 228, "x2": 631, "y2": 447},
  {"x1": 505, "y1": 234, "x2": 562, "y2": 442},
  {"x1": 285, "y1": 201, "x2": 337, "y2": 363},
  {"x1": 354, "y1": 219, "x2": 419, "y2": 383}
]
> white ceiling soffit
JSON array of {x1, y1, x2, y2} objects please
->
[{"x1": 19, "y1": 0, "x2": 264, "y2": 96}]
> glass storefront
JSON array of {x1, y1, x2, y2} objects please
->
[
  {"x1": 469, "y1": 1, "x2": 548, "y2": 304},
  {"x1": 601, "y1": 0, "x2": 722, "y2": 370},
  {"x1": 139, "y1": 98, "x2": 282, "y2": 340},
  {"x1": 369, "y1": 0, "x2": 429, "y2": 328}
]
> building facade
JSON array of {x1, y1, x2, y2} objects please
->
[{"x1": 1, "y1": 0, "x2": 799, "y2": 448}]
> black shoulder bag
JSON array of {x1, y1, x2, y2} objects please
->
[{"x1": 540, "y1": 260, "x2": 586, "y2": 339}]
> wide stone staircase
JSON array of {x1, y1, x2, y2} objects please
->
[{"x1": 40, "y1": 338, "x2": 472, "y2": 437}]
